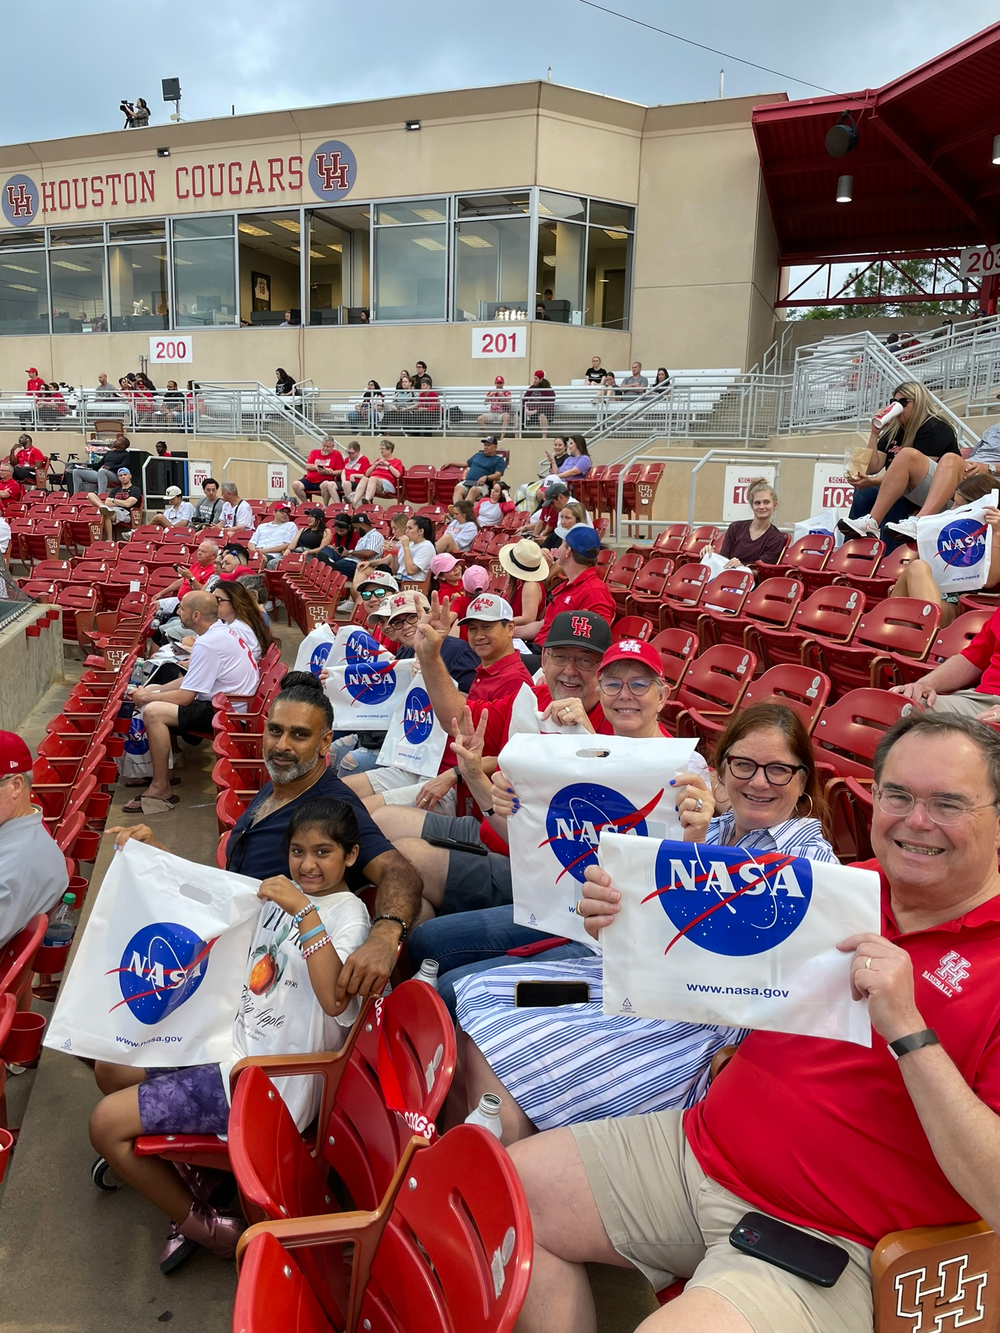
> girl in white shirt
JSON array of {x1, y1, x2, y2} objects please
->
[{"x1": 435, "y1": 499, "x2": 479, "y2": 555}]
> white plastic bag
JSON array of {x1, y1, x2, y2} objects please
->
[
  {"x1": 699, "y1": 551, "x2": 730, "y2": 580},
  {"x1": 376, "y1": 670, "x2": 452, "y2": 778},
  {"x1": 497, "y1": 733, "x2": 697, "y2": 944},
  {"x1": 45, "y1": 841, "x2": 262, "y2": 1067},
  {"x1": 916, "y1": 491, "x2": 998, "y2": 594},
  {"x1": 793, "y1": 510, "x2": 838, "y2": 544},
  {"x1": 294, "y1": 623, "x2": 339, "y2": 675},
  {"x1": 505, "y1": 683, "x2": 592, "y2": 737},
  {"x1": 598, "y1": 832, "x2": 881, "y2": 1046},
  {"x1": 326, "y1": 633, "x2": 415, "y2": 730}
]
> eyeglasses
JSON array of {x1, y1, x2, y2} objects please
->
[
  {"x1": 214, "y1": 597, "x2": 231, "y2": 605},
  {"x1": 599, "y1": 676, "x2": 657, "y2": 696},
  {"x1": 545, "y1": 651, "x2": 599, "y2": 673},
  {"x1": 874, "y1": 786, "x2": 997, "y2": 826},
  {"x1": 387, "y1": 614, "x2": 419, "y2": 629},
  {"x1": 724, "y1": 756, "x2": 805, "y2": 786}
]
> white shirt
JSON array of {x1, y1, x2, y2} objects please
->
[
  {"x1": 250, "y1": 520, "x2": 298, "y2": 552},
  {"x1": 233, "y1": 617, "x2": 262, "y2": 662},
  {"x1": 181, "y1": 619, "x2": 260, "y2": 703},
  {"x1": 224, "y1": 891, "x2": 370, "y2": 1128},
  {"x1": 0, "y1": 808, "x2": 69, "y2": 949},
  {"x1": 444, "y1": 520, "x2": 477, "y2": 552},
  {"x1": 162, "y1": 501, "x2": 195, "y2": 527},
  {"x1": 221, "y1": 498, "x2": 255, "y2": 533},
  {"x1": 395, "y1": 538, "x2": 434, "y2": 579},
  {"x1": 355, "y1": 528, "x2": 385, "y2": 556},
  {"x1": 0, "y1": 517, "x2": 10, "y2": 554}
]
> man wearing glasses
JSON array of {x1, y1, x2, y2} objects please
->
[
  {"x1": 894, "y1": 604, "x2": 1000, "y2": 723},
  {"x1": 0, "y1": 732, "x2": 69, "y2": 950}
]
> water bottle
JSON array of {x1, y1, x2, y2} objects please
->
[
  {"x1": 465, "y1": 1093, "x2": 503, "y2": 1140},
  {"x1": 43, "y1": 892, "x2": 77, "y2": 948},
  {"x1": 415, "y1": 959, "x2": 439, "y2": 989}
]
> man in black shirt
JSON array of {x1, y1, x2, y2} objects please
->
[
  {"x1": 70, "y1": 432, "x2": 133, "y2": 494},
  {"x1": 86, "y1": 465, "x2": 142, "y2": 540},
  {"x1": 584, "y1": 356, "x2": 606, "y2": 385}
]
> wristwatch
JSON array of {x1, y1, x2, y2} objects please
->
[
  {"x1": 988, "y1": 463, "x2": 997, "y2": 476},
  {"x1": 888, "y1": 1028, "x2": 939, "y2": 1059}
]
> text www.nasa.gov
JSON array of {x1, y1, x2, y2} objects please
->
[{"x1": 686, "y1": 983, "x2": 789, "y2": 1000}]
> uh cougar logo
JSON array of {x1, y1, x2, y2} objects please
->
[
  {"x1": 308, "y1": 140, "x2": 357, "y2": 202},
  {"x1": 894, "y1": 1253, "x2": 988, "y2": 1332},
  {"x1": 2, "y1": 174, "x2": 38, "y2": 227}
]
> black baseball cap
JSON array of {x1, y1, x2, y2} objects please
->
[{"x1": 542, "y1": 611, "x2": 611, "y2": 654}]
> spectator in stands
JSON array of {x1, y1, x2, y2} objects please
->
[
  {"x1": 584, "y1": 356, "x2": 606, "y2": 385},
  {"x1": 411, "y1": 379, "x2": 441, "y2": 435},
  {"x1": 348, "y1": 380, "x2": 384, "y2": 428},
  {"x1": 350, "y1": 438, "x2": 404, "y2": 506},
  {"x1": 394, "y1": 515, "x2": 436, "y2": 589},
  {"x1": 219, "y1": 481, "x2": 255, "y2": 536},
  {"x1": 514, "y1": 711, "x2": 1000, "y2": 1333},
  {"x1": 413, "y1": 360, "x2": 430, "y2": 387},
  {"x1": 219, "y1": 544, "x2": 255, "y2": 578},
  {"x1": 449, "y1": 699, "x2": 832, "y2": 1137},
  {"x1": 93, "y1": 372, "x2": 119, "y2": 400},
  {"x1": 151, "y1": 485, "x2": 195, "y2": 530},
  {"x1": 390, "y1": 373, "x2": 417, "y2": 434},
  {"x1": 475, "y1": 479, "x2": 514, "y2": 528},
  {"x1": 25, "y1": 368, "x2": 45, "y2": 398},
  {"x1": 291, "y1": 507, "x2": 334, "y2": 560},
  {"x1": 0, "y1": 514, "x2": 10, "y2": 555},
  {"x1": 555, "y1": 435, "x2": 592, "y2": 480},
  {"x1": 557, "y1": 500, "x2": 588, "y2": 532},
  {"x1": 532, "y1": 481, "x2": 573, "y2": 548},
  {"x1": 248, "y1": 502, "x2": 299, "y2": 568},
  {"x1": 192, "y1": 478, "x2": 224, "y2": 528},
  {"x1": 86, "y1": 465, "x2": 141, "y2": 541},
  {"x1": 9, "y1": 433, "x2": 46, "y2": 484},
  {"x1": 342, "y1": 568, "x2": 399, "y2": 623},
  {"x1": 622, "y1": 360, "x2": 648, "y2": 395},
  {"x1": 71, "y1": 431, "x2": 132, "y2": 495},
  {"x1": 0, "y1": 462, "x2": 21, "y2": 504},
  {"x1": 154, "y1": 441, "x2": 171, "y2": 457},
  {"x1": 381, "y1": 610, "x2": 610, "y2": 928},
  {"x1": 153, "y1": 538, "x2": 221, "y2": 627},
  {"x1": 840, "y1": 382, "x2": 960, "y2": 540},
  {"x1": 894, "y1": 578, "x2": 1000, "y2": 717},
  {"x1": 652, "y1": 366, "x2": 671, "y2": 395},
  {"x1": 123, "y1": 591, "x2": 260, "y2": 811},
  {"x1": 500, "y1": 536, "x2": 548, "y2": 630},
  {"x1": 292, "y1": 439, "x2": 344, "y2": 504},
  {"x1": 436, "y1": 501, "x2": 479, "y2": 555},
  {"x1": 429, "y1": 552, "x2": 465, "y2": 600},
  {"x1": 354, "y1": 512, "x2": 408, "y2": 582},
  {"x1": 522, "y1": 526, "x2": 614, "y2": 648},
  {"x1": 854, "y1": 440, "x2": 1000, "y2": 545},
  {"x1": 477, "y1": 376, "x2": 512, "y2": 439},
  {"x1": 522, "y1": 371, "x2": 554, "y2": 438},
  {"x1": 0, "y1": 731, "x2": 69, "y2": 950},
  {"x1": 454, "y1": 436, "x2": 508, "y2": 502},
  {"x1": 707, "y1": 479, "x2": 786, "y2": 568},
  {"x1": 274, "y1": 368, "x2": 296, "y2": 396},
  {"x1": 319, "y1": 510, "x2": 384, "y2": 584},
  {"x1": 598, "y1": 371, "x2": 623, "y2": 403},
  {"x1": 337, "y1": 439, "x2": 371, "y2": 503},
  {"x1": 160, "y1": 381, "x2": 185, "y2": 423},
  {"x1": 886, "y1": 483, "x2": 999, "y2": 627},
  {"x1": 212, "y1": 579, "x2": 275, "y2": 661}
]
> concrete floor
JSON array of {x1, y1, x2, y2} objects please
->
[{"x1": 0, "y1": 622, "x2": 659, "y2": 1333}]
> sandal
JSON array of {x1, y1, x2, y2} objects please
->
[{"x1": 122, "y1": 794, "x2": 179, "y2": 814}]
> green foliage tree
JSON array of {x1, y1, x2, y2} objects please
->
[{"x1": 791, "y1": 258, "x2": 976, "y2": 320}]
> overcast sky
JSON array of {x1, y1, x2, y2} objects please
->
[{"x1": 2, "y1": 0, "x2": 998, "y2": 146}]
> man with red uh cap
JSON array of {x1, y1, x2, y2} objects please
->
[
  {"x1": 520, "y1": 524, "x2": 616, "y2": 649},
  {"x1": 0, "y1": 732, "x2": 69, "y2": 949},
  {"x1": 477, "y1": 376, "x2": 512, "y2": 442},
  {"x1": 25, "y1": 368, "x2": 45, "y2": 396}
]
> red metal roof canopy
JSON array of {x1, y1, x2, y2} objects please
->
[{"x1": 753, "y1": 22, "x2": 1000, "y2": 265}]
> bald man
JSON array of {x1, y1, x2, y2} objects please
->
[{"x1": 124, "y1": 591, "x2": 260, "y2": 810}]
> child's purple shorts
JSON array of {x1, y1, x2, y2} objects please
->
[{"x1": 137, "y1": 1064, "x2": 229, "y2": 1135}]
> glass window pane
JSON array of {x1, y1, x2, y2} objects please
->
[
  {"x1": 109, "y1": 219, "x2": 165, "y2": 241},
  {"x1": 0, "y1": 230, "x2": 43, "y2": 249},
  {"x1": 308, "y1": 207, "x2": 369, "y2": 323},
  {"x1": 50, "y1": 225, "x2": 104, "y2": 246},
  {"x1": 375, "y1": 199, "x2": 447, "y2": 226},
  {"x1": 536, "y1": 221, "x2": 584, "y2": 323},
  {"x1": 173, "y1": 215, "x2": 234, "y2": 239},
  {"x1": 109, "y1": 243, "x2": 168, "y2": 331},
  {"x1": 457, "y1": 192, "x2": 531, "y2": 218},
  {"x1": 374, "y1": 223, "x2": 445, "y2": 321},
  {"x1": 588, "y1": 200, "x2": 635, "y2": 231},
  {"x1": 237, "y1": 212, "x2": 301, "y2": 325},
  {"x1": 49, "y1": 246, "x2": 106, "y2": 332},
  {"x1": 455, "y1": 217, "x2": 529, "y2": 322},
  {"x1": 585, "y1": 225, "x2": 630, "y2": 329},
  {"x1": 0, "y1": 251, "x2": 48, "y2": 333},
  {"x1": 539, "y1": 191, "x2": 586, "y2": 222},
  {"x1": 174, "y1": 237, "x2": 236, "y2": 327}
]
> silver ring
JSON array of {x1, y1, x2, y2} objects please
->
[{"x1": 694, "y1": 798, "x2": 704, "y2": 812}]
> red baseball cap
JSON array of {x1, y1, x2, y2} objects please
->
[
  {"x1": 598, "y1": 638, "x2": 664, "y2": 679},
  {"x1": 0, "y1": 731, "x2": 33, "y2": 776},
  {"x1": 494, "y1": 375, "x2": 505, "y2": 384},
  {"x1": 533, "y1": 369, "x2": 545, "y2": 378}
]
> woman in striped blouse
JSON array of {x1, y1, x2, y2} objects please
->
[{"x1": 451, "y1": 703, "x2": 836, "y2": 1145}]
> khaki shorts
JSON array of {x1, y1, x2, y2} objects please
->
[
  {"x1": 367, "y1": 766, "x2": 457, "y2": 817},
  {"x1": 930, "y1": 689, "x2": 1000, "y2": 718},
  {"x1": 572, "y1": 1109, "x2": 873, "y2": 1333}
]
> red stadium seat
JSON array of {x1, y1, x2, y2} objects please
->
[
  {"x1": 610, "y1": 616, "x2": 654, "y2": 644},
  {"x1": 746, "y1": 585, "x2": 864, "y2": 672},
  {"x1": 625, "y1": 556, "x2": 674, "y2": 619},
  {"x1": 800, "y1": 537, "x2": 884, "y2": 596},
  {"x1": 757, "y1": 530, "x2": 834, "y2": 581},
  {"x1": 806, "y1": 597, "x2": 940, "y2": 698},
  {"x1": 658, "y1": 562, "x2": 710, "y2": 631},
  {"x1": 678, "y1": 568, "x2": 753, "y2": 643},
  {"x1": 872, "y1": 608, "x2": 993, "y2": 689},
  {"x1": 661, "y1": 643, "x2": 757, "y2": 732},
  {"x1": 604, "y1": 552, "x2": 645, "y2": 615},
  {"x1": 649, "y1": 629, "x2": 699, "y2": 703},
  {"x1": 700, "y1": 576, "x2": 803, "y2": 650},
  {"x1": 680, "y1": 665, "x2": 832, "y2": 751}
]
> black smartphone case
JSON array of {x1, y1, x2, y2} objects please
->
[{"x1": 729, "y1": 1211, "x2": 849, "y2": 1287}]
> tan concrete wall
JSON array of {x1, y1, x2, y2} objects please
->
[{"x1": 0, "y1": 606, "x2": 64, "y2": 732}]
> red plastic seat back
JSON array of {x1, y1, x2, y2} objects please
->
[
  {"x1": 676, "y1": 644, "x2": 757, "y2": 714},
  {"x1": 680, "y1": 525, "x2": 719, "y2": 557},
  {"x1": 851, "y1": 597, "x2": 941, "y2": 661},
  {"x1": 927, "y1": 609, "x2": 993, "y2": 667},
  {"x1": 663, "y1": 561, "x2": 709, "y2": 607},
  {"x1": 812, "y1": 689, "x2": 915, "y2": 778},
  {"x1": 604, "y1": 552, "x2": 644, "y2": 593},
  {"x1": 700, "y1": 569, "x2": 754, "y2": 618},
  {"x1": 0, "y1": 914, "x2": 48, "y2": 1010},
  {"x1": 826, "y1": 537, "x2": 885, "y2": 581},
  {"x1": 780, "y1": 532, "x2": 835, "y2": 573},
  {"x1": 652, "y1": 523, "x2": 689, "y2": 556},
  {"x1": 628, "y1": 556, "x2": 673, "y2": 599},
  {"x1": 743, "y1": 578, "x2": 803, "y2": 630},
  {"x1": 233, "y1": 1232, "x2": 333, "y2": 1333},
  {"x1": 610, "y1": 616, "x2": 653, "y2": 643},
  {"x1": 742, "y1": 666, "x2": 832, "y2": 734},
  {"x1": 793, "y1": 585, "x2": 865, "y2": 643},
  {"x1": 649, "y1": 629, "x2": 698, "y2": 698}
]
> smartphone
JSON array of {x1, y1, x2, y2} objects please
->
[
  {"x1": 729, "y1": 1213, "x2": 849, "y2": 1288},
  {"x1": 514, "y1": 981, "x2": 590, "y2": 1007},
  {"x1": 423, "y1": 834, "x2": 489, "y2": 857}
]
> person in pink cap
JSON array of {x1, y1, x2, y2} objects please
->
[{"x1": 0, "y1": 731, "x2": 68, "y2": 948}]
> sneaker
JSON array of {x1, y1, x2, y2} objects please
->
[
  {"x1": 336, "y1": 599, "x2": 354, "y2": 614},
  {"x1": 886, "y1": 518, "x2": 919, "y2": 541},
  {"x1": 837, "y1": 514, "x2": 880, "y2": 539}
]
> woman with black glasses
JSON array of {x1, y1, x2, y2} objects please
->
[{"x1": 840, "y1": 380, "x2": 960, "y2": 541}]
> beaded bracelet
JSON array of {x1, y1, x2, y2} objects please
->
[
  {"x1": 298, "y1": 924, "x2": 327, "y2": 947},
  {"x1": 291, "y1": 904, "x2": 317, "y2": 929},
  {"x1": 301, "y1": 934, "x2": 334, "y2": 960}
]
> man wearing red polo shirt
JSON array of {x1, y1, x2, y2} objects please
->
[
  {"x1": 521, "y1": 525, "x2": 616, "y2": 648},
  {"x1": 512, "y1": 711, "x2": 1000, "y2": 1333},
  {"x1": 0, "y1": 462, "x2": 22, "y2": 505}
]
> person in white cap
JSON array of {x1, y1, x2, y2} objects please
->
[
  {"x1": 151, "y1": 486, "x2": 196, "y2": 529},
  {"x1": 0, "y1": 731, "x2": 68, "y2": 949}
]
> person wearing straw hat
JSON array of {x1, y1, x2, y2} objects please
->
[
  {"x1": 0, "y1": 731, "x2": 69, "y2": 950},
  {"x1": 151, "y1": 486, "x2": 196, "y2": 529},
  {"x1": 499, "y1": 536, "x2": 548, "y2": 632}
]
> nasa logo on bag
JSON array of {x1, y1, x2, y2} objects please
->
[
  {"x1": 542, "y1": 782, "x2": 662, "y2": 883},
  {"x1": 111, "y1": 922, "x2": 218, "y2": 1024},
  {"x1": 936, "y1": 517, "x2": 987, "y2": 569},
  {"x1": 308, "y1": 640, "x2": 334, "y2": 675},
  {"x1": 402, "y1": 687, "x2": 434, "y2": 744},
  {"x1": 648, "y1": 843, "x2": 813, "y2": 957},
  {"x1": 343, "y1": 629, "x2": 395, "y2": 704},
  {"x1": 123, "y1": 715, "x2": 150, "y2": 756}
]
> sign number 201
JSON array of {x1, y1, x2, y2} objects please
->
[
  {"x1": 471, "y1": 327, "x2": 526, "y2": 359},
  {"x1": 149, "y1": 335, "x2": 193, "y2": 364}
]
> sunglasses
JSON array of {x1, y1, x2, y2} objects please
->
[{"x1": 890, "y1": 396, "x2": 910, "y2": 406}]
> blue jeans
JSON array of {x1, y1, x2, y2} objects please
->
[{"x1": 408, "y1": 906, "x2": 594, "y2": 1018}]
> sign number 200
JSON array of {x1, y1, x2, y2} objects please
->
[{"x1": 149, "y1": 335, "x2": 193, "y2": 363}]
